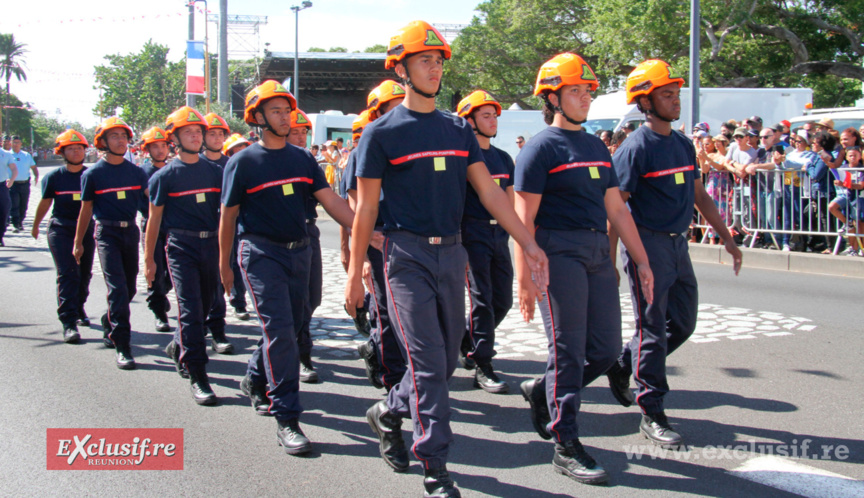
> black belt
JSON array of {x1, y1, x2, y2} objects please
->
[
  {"x1": 306, "y1": 218, "x2": 317, "y2": 224},
  {"x1": 241, "y1": 233, "x2": 309, "y2": 250},
  {"x1": 387, "y1": 231, "x2": 462, "y2": 245},
  {"x1": 97, "y1": 219, "x2": 135, "y2": 228},
  {"x1": 167, "y1": 228, "x2": 218, "y2": 239},
  {"x1": 50, "y1": 217, "x2": 79, "y2": 227},
  {"x1": 637, "y1": 226, "x2": 687, "y2": 238},
  {"x1": 464, "y1": 216, "x2": 499, "y2": 225},
  {"x1": 13, "y1": 180, "x2": 29, "y2": 184}
]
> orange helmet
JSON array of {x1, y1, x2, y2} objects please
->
[
  {"x1": 222, "y1": 133, "x2": 250, "y2": 156},
  {"x1": 625, "y1": 59, "x2": 684, "y2": 104},
  {"x1": 141, "y1": 127, "x2": 169, "y2": 148},
  {"x1": 244, "y1": 80, "x2": 297, "y2": 125},
  {"x1": 367, "y1": 80, "x2": 406, "y2": 117},
  {"x1": 352, "y1": 110, "x2": 372, "y2": 141},
  {"x1": 203, "y1": 112, "x2": 230, "y2": 133},
  {"x1": 457, "y1": 90, "x2": 502, "y2": 118},
  {"x1": 534, "y1": 53, "x2": 599, "y2": 96},
  {"x1": 93, "y1": 117, "x2": 133, "y2": 150},
  {"x1": 385, "y1": 20, "x2": 451, "y2": 70},
  {"x1": 54, "y1": 129, "x2": 89, "y2": 155},
  {"x1": 291, "y1": 109, "x2": 312, "y2": 130},
  {"x1": 165, "y1": 106, "x2": 206, "y2": 139}
]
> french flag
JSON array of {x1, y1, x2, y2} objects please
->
[{"x1": 186, "y1": 40, "x2": 205, "y2": 96}]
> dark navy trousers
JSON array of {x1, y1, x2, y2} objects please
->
[
  {"x1": 367, "y1": 243, "x2": 406, "y2": 390},
  {"x1": 165, "y1": 233, "x2": 220, "y2": 365},
  {"x1": 534, "y1": 229, "x2": 621, "y2": 443},
  {"x1": 141, "y1": 219, "x2": 171, "y2": 315},
  {"x1": 0, "y1": 183, "x2": 9, "y2": 238},
  {"x1": 462, "y1": 220, "x2": 513, "y2": 363},
  {"x1": 9, "y1": 181, "x2": 30, "y2": 228},
  {"x1": 47, "y1": 219, "x2": 94, "y2": 326},
  {"x1": 619, "y1": 228, "x2": 698, "y2": 415},
  {"x1": 228, "y1": 235, "x2": 247, "y2": 311},
  {"x1": 383, "y1": 233, "x2": 468, "y2": 470},
  {"x1": 206, "y1": 284, "x2": 227, "y2": 336},
  {"x1": 297, "y1": 220, "x2": 322, "y2": 356},
  {"x1": 95, "y1": 223, "x2": 140, "y2": 347},
  {"x1": 240, "y1": 237, "x2": 311, "y2": 421}
]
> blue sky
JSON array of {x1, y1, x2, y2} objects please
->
[{"x1": 0, "y1": 0, "x2": 482, "y2": 127}]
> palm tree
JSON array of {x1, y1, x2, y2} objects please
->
[{"x1": 0, "y1": 33, "x2": 28, "y2": 134}]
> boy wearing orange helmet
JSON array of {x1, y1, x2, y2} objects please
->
[
  {"x1": 31, "y1": 130, "x2": 95, "y2": 342},
  {"x1": 345, "y1": 20, "x2": 549, "y2": 497},
  {"x1": 74, "y1": 117, "x2": 149, "y2": 370},
  {"x1": 455, "y1": 90, "x2": 514, "y2": 394},
  {"x1": 606, "y1": 60, "x2": 742, "y2": 448},
  {"x1": 220, "y1": 81, "x2": 355, "y2": 453}
]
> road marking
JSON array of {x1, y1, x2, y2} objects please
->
[{"x1": 729, "y1": 456, "x2": 864, "y2": 497}]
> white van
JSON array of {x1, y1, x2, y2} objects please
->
[
  {"x1": 305, "y1": 111, "x2": 357, "y2": 148},
  {"x1": 787, "y1": 108, "x2": 864, "y2": 136}
]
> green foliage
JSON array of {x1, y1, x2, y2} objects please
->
[
  {"x1": 194, "y1": 101, "x2": 250, "y2": 136},
  {"x1": 93, "y1": 40, "x2": 186, "y2": 134},
  {"x1": 0, "y1": 33, "x2": 28, "y2": 134},
  {"x1": 30, "y1": 111, "x2": 85, "y2": 149},
  {"x1": 0, "y1": 90, "x2": 33, "y2": 141},
  {"x1": 363, "y1": 44, "x2": 387, "y2": 53},
  {"x1": 307, "y1": 47, "x2": 326, "y2": 52}
]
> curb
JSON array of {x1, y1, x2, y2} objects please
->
[{"x1": 688, "y1": 243, "x2": 864, "y2": 279}]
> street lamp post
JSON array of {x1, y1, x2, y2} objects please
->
[{"x1": 290, "y1": 1, "x2": 313, "y2": 107}]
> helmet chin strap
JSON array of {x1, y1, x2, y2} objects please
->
[
  {"x1": 176, "y1": 136, "x2": 202, "y2": 155},
  {"x1": 105, "y1": 144, "x2": 127, "y2": 157},
  {"x1": 546, "y1": 92, "x2": 586, "y2": 126},
  {"x1": 471, "y1": 119, "x2": 496, "y2": 139},
  {"x1": 646, "y1": 94, "x2": 675, "y2": 123},
  {"x1": 401, "y1": 59, "x2": 441, "y2": 100},
  {"x1": 63, "y1": 153, "x2": 85, "y2": 166},
  {"x1": 204, "y1": 144, "x2": 222, "y2": 153},
  {"x1": 258, "y1": 112, "x2": 290, "y2": 138}
]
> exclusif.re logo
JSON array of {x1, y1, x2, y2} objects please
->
[{"x1": 47, "y1": 429, "x2": 184, "y2": 470}]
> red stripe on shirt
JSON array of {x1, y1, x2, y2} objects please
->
[
  {"x1": 246, "y1": 177, "x2": 312, "y2": 194},
  {"x1": 642, "y1": 165, "x2": 694, "y2": 178},
  {"x1": 491, "y1": 174, "x2": 510, "y2": 179},
  {"x1": 167, "y1": 187, "x2": 221, "y2": 197},
  {"x1": 55, "y1": 191, "x2": 81, "y2": 195},
  {"x1": 94, "y1": 185, "x2": 142, "y2": 195},
  {"x1": 548, "y1": 161, "x2": 611, "y2": 174},
  {"x1": 389, "y1": 149, "x2": 469, "y2": 165}
]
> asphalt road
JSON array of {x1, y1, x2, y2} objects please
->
[{"x1": 0, "y1": 174, "x2": 862, "y2": 497}]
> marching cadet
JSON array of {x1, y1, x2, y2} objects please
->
[
  {"x1": 287, "y1": 108, "x2": 322, "y2": 383},
  {"x1": 514, "y1": 53, "x2": 653, "y2": 485},
  {"x1": 74, "y1": 117, "x2": 149, "y2": 370},
  {"x1": 220, "y1": 81, "x2": 354, "y2": 453},
  {"x1": 139, "y1": 127, "x2": 173, "y2": 332},
  {"x1": 455, "y1": 90, "x2": 514, "y2": 394},
  {"x1": 345, "y1": 21, "x2": 548, "y2": 498},
  {"x1": 31, "y1": 130, "x2": 95, "y2": 342},
  {"x1": 223, "y1": 133, "x2": 250, "y2": 157},
  {"x1": 145, "y1": 106, "x2": 225, "y2": 405},
  {"x1": 220, "y1": 132, "x2": 252, "y2": 320},
  {"x1": 198, "y1": 112, "x2": 235, "y2": 354},
  {"x1": 606, "y1": 60, "x2": 742, "y2": 448}
]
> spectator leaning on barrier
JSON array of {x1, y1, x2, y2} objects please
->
[
  {"x1": 829, "y1": 146, "x2": 864, "y2": 256},
  {"x1": 720, "y1": 121, "x2": 737, "y2": 143},
  {"x1": 802, "y1": 130, "x2": 837, "y2": 252},
  {"x1": 697, "y1": 134, "x2": 732, "y2": 244},
  {"x1": 726, "y1": 127, "x2": 759, "y2": 236}
]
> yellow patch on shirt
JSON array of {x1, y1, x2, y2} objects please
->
[
  {"x1": 117, "y1": 191, "x2": 126, "y2": 200},
  {"x1": 589, "y1": 167, "x2": 600, "y2": 179},
  {"x1": 282, "y1": 183, "x2": 294, "y2": 195},
  {"x1": 196, "y1": 193, "x2": 206, "y2": 203},
  {"x1": 494, "y1": 178, "x2": 500, "y2": 186},
  {"x1": 72, "y1": 193, "x2": 81, "y2": 201},
  {"x1": 675, "y1": 172, "x2": 685, "y2": 185},
  {"x1": 434, "y1": 157, "x2": 446, "y2": 172}
]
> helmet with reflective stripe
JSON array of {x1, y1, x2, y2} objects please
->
[
  {"x1": 367, "y1": 80, "x2": 406, "y2": 117},
  {"x1": 291, "y1": 109, "x2": 312, "y2": 130},
  {"x1": 534, "y1": 53, "x2": 599, "y2": 96},
  {"x1": 141, "y1": 127, "x2": 169, "y2": 148},
  {"x1": 457, "y1": 90, "x2": 502, "y2": 118},
  {"x1": 54, "y1": 129, "x2": 89, "y2": 155},
  {"x1": 222, "y1": 133, "x2": 250, "y2": 156},
  {"x1": 352, "y1": 110, "x2": 372, "y2": 141},
  {"x1": 625, "y1": 59, "x2": 684, "y2": 105},
  {"x1": 244, "y1": 80, "x2": 297, "y2": 125},
  {"x1": 165, "y1": 106, "x2": 207, "y2": 139},
  {"x1": 93, "y1": 117, "x2": 134, "y2": 150},
  {"x1": 203, "y1": 112, "x2": 230, "y2": 133},
  {"x1": 385, "y1": 20, "x2": 451, "y2": 70}
]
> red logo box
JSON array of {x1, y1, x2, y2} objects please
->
[{"x1": 47, "y1": 429, "x2": 183, "y2": 470}]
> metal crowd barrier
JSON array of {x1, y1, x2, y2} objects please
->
[{"x1": 693, "y1": 167, "x2": 863, "y2": 255}]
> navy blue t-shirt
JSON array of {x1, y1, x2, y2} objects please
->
[
  {"x1": 140, "y1": 161, "x2": 168, "y2": 218},
  {"x1": 515, "y1": 127, "x2": 619, "y2": 232},
  {"x1": 344, "y1": 148, "x2": 386, "y2": 228},
  {"x1": 613, "y1": 126, "x2": 698, "y2": 233},
  {"x1": 41, "y1": 166, "x2": 88, "y2": 221},
  {"x1": 149, "y1": 157, "x2": 223, "y2": 232},
  {"x1": 200, "y1": 152, "x2": 229, "y2": 169},
  {"x1": 464, "y1": 145, "x2": 514, "y2": 220},
  {"x1": 356, "y1": 105, "x2": 483, "y2": 237},
  {"x1": 222, "y1": 143, "x2": 328, "y2": 243},
  {"x1": 81, "y1": 159, "x2": 149, "y2": 222}
]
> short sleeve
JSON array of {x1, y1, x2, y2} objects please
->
[
  {"x1": 612, "y1": 144, "x2": 640, "y2": 194},
  {"x1": 309, "y1": 156, "x2": 329, "y2": 193},
  {"x1": 356, "y1": 129, "x2": 387, "y2": 180},
  {"x1": 221, "y1": 156, "x2": 245, "y2": 207},
  {"x1": 41, "y1": 171, "x2": 55, "y2": 199},
  {"x1": 81, "y1": 170, "x2": 96, "y2": 202},
  {"x1": 514, "y1": 142, "x2": 549, "y2": 195},
  {"x1": 148, "y1": 170, "x2": 168, "y2": 206},
  {"x1": 502, "y1": 149, "x2": 516, "y2": 189},
  {"x1": 465, "y1": 128, "x2": 483, "y2": 166}
]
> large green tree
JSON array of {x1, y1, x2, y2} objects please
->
[
  {"x1": 0, "y1": 90, "x2": 33, "y2": 142},
  {"x1": 0, "y1": 33, "x2": 28, "y2": 135},
  {"x1": 94, "y1": 40, "x2": 186, "y2": 134}
]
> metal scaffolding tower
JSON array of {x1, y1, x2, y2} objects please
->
[{"x1": 432, "y1": 23, "x2": 468, "y2": 43}]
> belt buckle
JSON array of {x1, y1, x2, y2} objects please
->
[
  {"x1": 489, "y1": 220, "x2": 498, "y2": 225},
  {"x1": 199, "y1": 231, "x2": 209, "y2": 239},
  {"x1": 428, "y1": 236, "x2": 442, "y2": 245},
  {"x1": 119, "y1": 221, "x2": 128, "y2": 228}
]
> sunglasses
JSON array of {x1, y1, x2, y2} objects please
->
[{"x1": 760, "y1": 135, "x2": 773, "y2": 139}]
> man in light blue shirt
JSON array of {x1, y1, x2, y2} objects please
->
[
  {"x1": 9, "y1": 136, "x2": 37, "y2": 232},
  {"x1": 0, "y1": 147, "x2": 19, "y2": 245}
]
